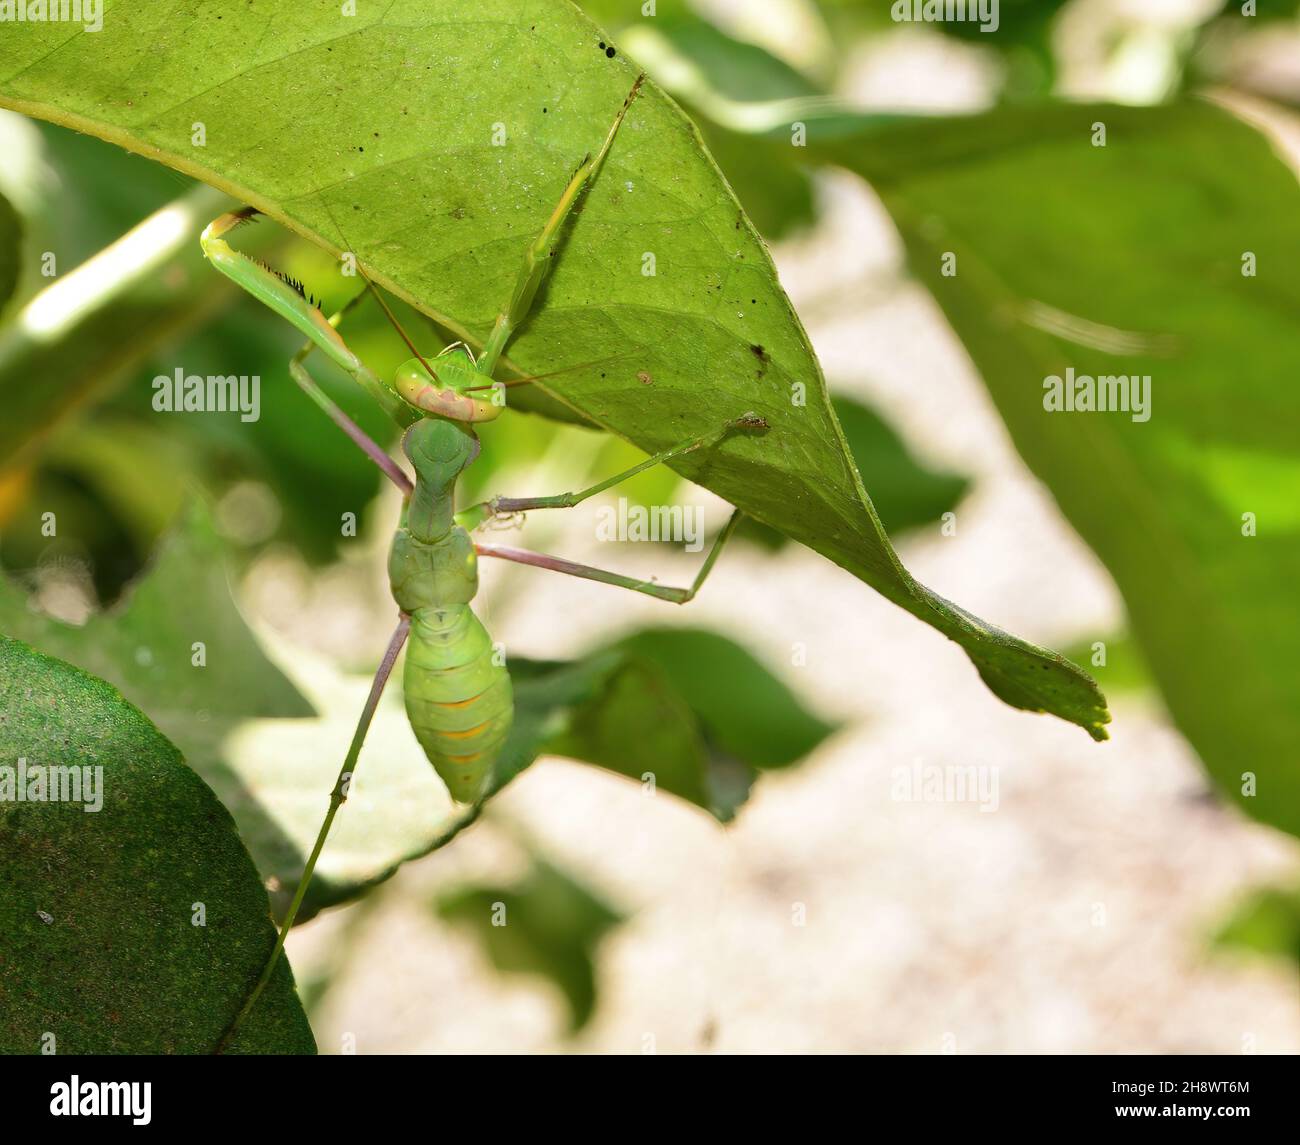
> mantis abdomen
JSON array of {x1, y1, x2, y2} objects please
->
[{"x1": 404, "y1": 605, "x2": 512, "y2": 803}]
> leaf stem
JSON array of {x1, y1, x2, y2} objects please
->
[{"x1": 213, "y1": 613, "x2": 411, "y2": 1054}]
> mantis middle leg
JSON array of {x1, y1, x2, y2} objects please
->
[
  {"x1": 456, "y1": 413, "x2": 763, "y2": 529},
  {"x1": 475, "y1": 509, "x2": 743, "y2": 605}
]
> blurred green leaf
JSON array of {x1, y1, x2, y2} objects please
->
[
  {"x1": 0, "y1": 182, "x2": 238, "y2": 471},
  {"x1": 0, "y1": 500, "x2": 326, "y2": 917},
  {"x1": 0, "y1": 635, "x2": 315, "y2": 1054},
  {"x1": 820, "y1": 101, "x2": 1300, "y2": 836},
  {"x1": 1060, "y1": 632, "x2": 1151, "y2": 696},
  {"x1": 436, "y1": 859, "x2": 624, "y2": 1032},
  {"x1": 0, "y1": 499, "x2": 310, "y2": 722},
  {"x1": 614, "y1": 627, "x2": 839, "y2": 769},
  {"x1": 1213, "y1": 885, "x2": 1300, "y2": 965},
  {"x1": 517, "y1": 649, "x2": 749, "y2": 819},
  {"x1": 0, "y1": 189, "x2": 19, "y2": 315}
]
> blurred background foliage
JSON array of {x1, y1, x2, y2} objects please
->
[{"x1": 1, "y1": 0, "x2": 1298, "y2": 1035}]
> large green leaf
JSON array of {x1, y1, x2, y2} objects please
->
[
  {"x1": 818, "y1": 101, "x2": 1300, "y2": 834},
  {"x1": 0, "y1": 0, "x2": 1107, "y2": 738},
  {"x1": 0, "y1": 636, "x2": 314, "y2": 1054}
]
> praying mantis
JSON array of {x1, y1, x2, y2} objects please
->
[{"x1": 201, "y1": 75, "x2": 763, "y2": 1049}]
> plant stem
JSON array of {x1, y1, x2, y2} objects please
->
[{"x1": 213, "y1": 613, "x2": 411, "y2": 1054}]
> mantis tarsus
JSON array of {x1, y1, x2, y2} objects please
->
[{"x1": 201, "y1": 74, "x2": 763, "y2": 1051}]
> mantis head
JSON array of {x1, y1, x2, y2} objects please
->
[{"x1": 394, "y1": 344, "x2": 504, "y2": 424}]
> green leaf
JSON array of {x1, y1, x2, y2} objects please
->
[
  {"x1": 1060, "y1": 633, "x2": 1151, "y2": 696},
  {"x1": 612, "y1": 12, "x2": 820, "y2": 237},
  {"x1": 0, "y1": 500, "x2": 311, "y2": 725},
  {"x1": 613, "y1": 627, "x2": 838, "y2": 770},
  {"x1": 1213, "y1": 885, "x2": 1300, "y2": 965},
  {"x1": 0, "y1": 501, "x2": 323, "y2": 914},
  {"x1": 0, "y1": 0, "x2": 1107, "y2": 738},
  {"x1": 819, "y1": 101, "x2": 1300, "y2": 834},
  {"x1": 436, "y1": 858, "x2": 624, "y2": 1032},
  {"x1": 0, "y1": 182, "x2": 239, "y2": 470},
  {"x1": 514, "y1": 649, "x2": 750, "y2": 820},
  {"x1": 0, "y1": 635, "x2": 314, "y2": 1054},
  {"x1": 742, "y1": 394, "x2": 969, "y2": 548}
]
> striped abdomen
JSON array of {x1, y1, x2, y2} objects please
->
[{"x1": 404, "y1": 604, "x2": 512, "y2": 803}]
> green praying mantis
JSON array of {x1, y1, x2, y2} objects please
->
[{"x1": 201, "y1": 74, "x2": 764, "y2": 1049}]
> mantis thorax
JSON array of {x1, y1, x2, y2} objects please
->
[{"x1": 388, "y1": 419, "x2": 480, "y2": 612}]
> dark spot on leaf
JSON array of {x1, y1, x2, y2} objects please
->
[
  {"x1": 750, "y1": 344, "x2": 770, "y2": 378},
  {"x1": 606, "y1": 46, "x2": 616, "y2": 58}
]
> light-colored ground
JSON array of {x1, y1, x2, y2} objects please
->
[{"x1": 266, "y1": 11, "x2": 1300, "y2": 1053}]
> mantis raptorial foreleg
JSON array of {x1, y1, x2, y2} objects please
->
[
  {"x1": 475, "y1": 508, "x2": 742, "y2": 604},
  {"x1": 477, "y1": 74, "x2": 646, "y2": 375},
  {"x1": 201, "y1": 209, "x2": 410, "y2": 424}
]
